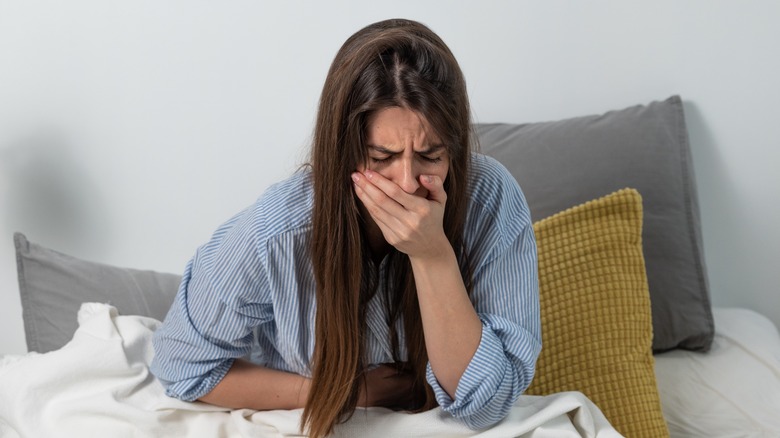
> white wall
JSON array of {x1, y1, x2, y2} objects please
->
[{"x1": 1, "y1": 1, "x2": 778, "y2": 354}]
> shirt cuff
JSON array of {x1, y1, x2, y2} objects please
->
[
  {"x1": 163, "y1": 358, "x2": 235, "y2": 402},
  {"x1": 426, "y1": 320, "x2": 510, "y2": 423}
]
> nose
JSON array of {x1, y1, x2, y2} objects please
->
[{"x1": 396, "y1": 158, "x2": 420, "y2": 194}]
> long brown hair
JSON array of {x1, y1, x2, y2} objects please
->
[{"x1": 304, "y1": 19, "x2": 473, "y2": 437}]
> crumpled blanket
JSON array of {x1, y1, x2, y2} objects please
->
[{"x1": 0, "y1": 303, "x2": 622, "y2": 437}]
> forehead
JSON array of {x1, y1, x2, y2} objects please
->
[{"x1": 365, "y1": 107, "x2": 441, "y2": 144}]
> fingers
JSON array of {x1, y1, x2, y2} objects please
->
[
  {"x1": 355, "y1": 170, "x2": 428, "y2": 211},
  {"x1": 352, "y1": 180, "x2": 404, "y2": 247},
  {"x1": 418, "y1": 174, "x2": 446, "y2": 203},
  {"x1": 352, "y1": 170, "x2": 447, "y2": 257},
  {"x1": 352, "y1": 171, "x2": 410, "y2": 219},
  {"x1": 351, "y1": 170, "x2": 442, "y2": 221}
]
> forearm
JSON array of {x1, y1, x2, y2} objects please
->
[
  {"x1": 199, "y1": 359, "x2": 310, "y2": 410},
  {"x1": 410, "y1": 245, "x2": 482, "y2": 398}
]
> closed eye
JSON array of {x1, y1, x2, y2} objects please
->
[
  {"x1": 366, "y1": 144, "x2": 446, "y2": 165},
  {"x1": 418, "y1": 144, "x2": 446, "y2": 164},
  {"x1": 369, "y1": 155, "x2": 392, "y2": 164}
]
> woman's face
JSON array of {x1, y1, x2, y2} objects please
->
[{"x1": 358, "y1": 107, "x2": 449, "y2": 198}]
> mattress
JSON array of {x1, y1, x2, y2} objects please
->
[{"x1": 654, "y1": 307, "x2": 780, "y2": 437}]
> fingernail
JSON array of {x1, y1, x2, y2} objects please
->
[
  {"x1": 365, "y1": 170, "x2": 374, "y2": 179},
  {"x1": 351, "y1": 173, "x2": 359, "y2": 183},
  {"x1": 424, "y1": 175, "x2": 433, "y2": 183}
]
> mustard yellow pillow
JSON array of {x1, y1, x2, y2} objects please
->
[{"x1": 526, "y1": 188, "x2": 669, "y2": 438}]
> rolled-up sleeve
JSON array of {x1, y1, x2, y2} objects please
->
[
  {"x1": 150, "y1": 205, "x2": 273, "y2": 401},
  {"x1": 426, "y1": 157, "x2": 541, "y2": 429}
]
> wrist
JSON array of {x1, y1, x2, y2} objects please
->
[{"x1": 409, "y1": 242, "x2": 456, "y2": 269}]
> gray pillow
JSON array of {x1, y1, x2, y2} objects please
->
[
  {"x1": 13, "y1": 96, "x2": 712, "y2": 354},
  {"x1": 14, "y1": 232, "x2": 181, "y2": 353},
  {"x1": 477, "y1": 95, "x2": 714, "y2": 352}
]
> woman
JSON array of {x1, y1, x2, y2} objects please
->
[{"x1": 151, "y1": 18, "x2": 541, "y2": 437}]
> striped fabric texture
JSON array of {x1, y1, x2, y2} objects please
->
[{"x1": 150, "y1": 154, "x2": 541, "y2": 429}]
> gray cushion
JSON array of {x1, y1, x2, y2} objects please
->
[
  {"x1": 477, "y1": 95, "x2": 714, "y2": 352},
  {"x1": 14, "y1": 232, "x2": 181, "y2": 353}
]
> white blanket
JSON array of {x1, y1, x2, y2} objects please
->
[{"x1": 0, "y1": 303, "x2": 622, "y2": 438}]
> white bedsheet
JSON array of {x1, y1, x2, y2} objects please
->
[
  {"x1": 654, "y1": 307, "x2": 780, "y2": 438},
  {"x1": 0, "y1": 303, "x2": 621, "y2": 438}
]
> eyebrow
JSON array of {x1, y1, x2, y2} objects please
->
[{"x1": 367, "y1": 144, "x2": 446, "y2": 154}]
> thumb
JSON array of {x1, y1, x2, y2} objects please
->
[{"x1": 420, "y1": 175, "x2": 446, "y2": 203}]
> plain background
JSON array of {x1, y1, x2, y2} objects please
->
[{"x1": 1, "y1": 1, "x2": 778, "y2": 354}]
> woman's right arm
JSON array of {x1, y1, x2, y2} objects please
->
[
  {"x1": 151, "y1": 193, "x2": 415, "y2": 410},
  {"x1": 150, "y1": 204, "x2": 279, "y2": 403},
  {"x1": 199, "y1": 360, "x2": 416, "y2": 411},
  {"x1": 199, "y1": 359, "x2": 311, "y2": 410}
]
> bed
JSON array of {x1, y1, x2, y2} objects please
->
[{"x1": 2, "y1": 96, "x2": 779, "y2": 437}]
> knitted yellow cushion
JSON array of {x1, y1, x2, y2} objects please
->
[{"x1": 526, "y1": 188, "x2": 669, "y2": 438}]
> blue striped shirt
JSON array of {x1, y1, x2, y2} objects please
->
[{"x1": 150, "y1": 154, "x2": 541, "y2": 429}]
